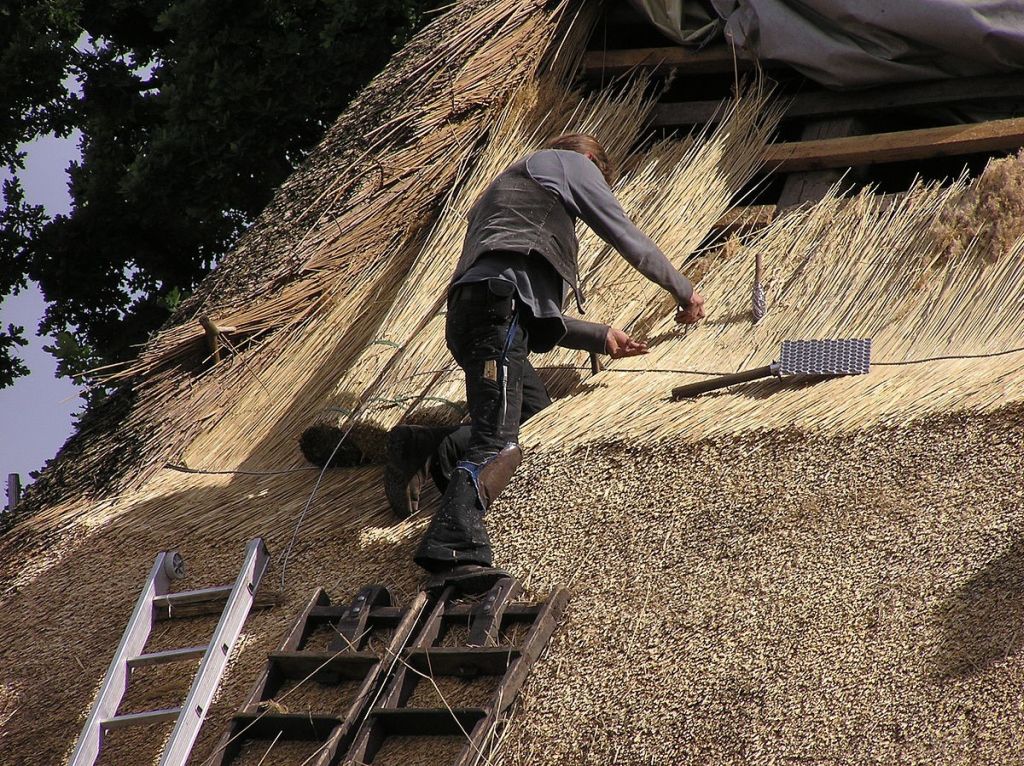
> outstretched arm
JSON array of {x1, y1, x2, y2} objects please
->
[
  {"x1": 528, "y1": 150, "x2": 697, "y2": 311},
  {"x1": 559, "y1": 317, "x2": 609, "y2": 354}
]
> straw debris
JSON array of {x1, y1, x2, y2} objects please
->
[{"x1": 931, "y1": 148, "x2": 1024, "y2": 264}]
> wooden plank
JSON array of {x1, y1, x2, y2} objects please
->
[
  {"x1": 153, "y1": 590, "x2": 278, "y2": 621},
  {"x1": 777, "y1": 117, "x2": 865, "y2": 208},
  {"x1": 230, "y1": 712, "x2": 341, "y2": 741},
  {"x1": 582, "y1": 45, "x2": 756, "y2": 77},
  {"x1": 653, "y1": 73, "x2": 1024, "y2": 127},
  {"x1": 764, "y1": 116, "x2": 1024, "y2": 173},
  {"x1": 268, "y1": 650, "x2": 378, "y2": 682},
  {"x1": 368, "y1": 708, "x2": 487, "y2": 737},
  {"x1": 154, "y1": 585, "x2": 232, "y2": 608},
  {"x1": 308, "y1": 605, "x2": 404, "y2": 625},
  {"x1": 444, "y1": 603, "x2": 540, "y2": 621},
  {"x1": 406, "y1": 647, "x2": 521, "y2": 677}
]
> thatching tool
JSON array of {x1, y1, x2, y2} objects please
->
[
  {"x1": 752, "y1": 252, "x2": 766, "y2": 323},
  {"x1": 671, "y1": 338, "x2": 872, "y2": 399}
]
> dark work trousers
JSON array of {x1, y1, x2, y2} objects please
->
[
  {"x1": 430, "y1": 368, "x2": 552, "y2": 492},
  {"x1": 414, "y1": 280, "x2": 552, "y2": 572}
]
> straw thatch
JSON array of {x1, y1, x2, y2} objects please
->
[
  {"x1": 12, "y1": 0, "x2": 592, "y2": 521},
  {"x1": 3, "y1": 0, "x2": 1024, "y2": 763}
]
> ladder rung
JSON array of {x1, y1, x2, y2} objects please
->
[
  {"x1": 444, "y1": 603, "x2": 540, "y2": 620},
  {"x1": 406, "y1": 647, "x2": 520, "y2": 677},
  {"x1": 368, "y1": 707, "x2": 487, "y2": 736},
  {"x1": 153, "y1": 585, "x2": 233, "y2": 611},
  {"x1": 269, "y1": 650, "x2": 379, "y2": 681},
  {"x1": 127, "y1": 645, "x2": 208, "y2": 669},
  {"x1": 232, "y1": 712, "x2": 342, "y2": 741},
  {"x1": 308, "y1": 604, "x2": 405, "y2": 627},
  {"x1": 101, "y1": 707, "x2": 182, "y2": 731}
]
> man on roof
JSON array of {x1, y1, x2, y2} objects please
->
[{"x1": 385, "y1": 133, "x2": 705, "y2": 592}]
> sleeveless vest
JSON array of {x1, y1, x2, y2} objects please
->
[{"x1": 452, "y1": 157, "x2": 584, "y2": 309}]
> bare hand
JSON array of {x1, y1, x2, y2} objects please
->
[
  {"x1": 675, "y1": 290, "x2": 706, "y2": 324},
  {"x1": 605, "y1": 327, "x2": 649, "y2": 359}
]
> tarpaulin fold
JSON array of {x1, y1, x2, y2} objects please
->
[{"x1": 627, "y1": 0, "x2": 1024, "y2": 89}]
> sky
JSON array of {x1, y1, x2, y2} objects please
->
[{"x1": 0, "y1": 132, "x2": 85, "y2": 499}]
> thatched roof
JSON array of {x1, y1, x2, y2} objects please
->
[{"x1": 3, "y1": 0, "x2": 1024, "y2": 763}]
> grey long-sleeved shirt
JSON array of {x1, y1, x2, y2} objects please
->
[{"x1": 455, "y1": 149, "x2": 693, "y2": 354}]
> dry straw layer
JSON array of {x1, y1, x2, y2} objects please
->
[{"x1": 489, "y1": 405, "x2": 1024, "y2": 765}]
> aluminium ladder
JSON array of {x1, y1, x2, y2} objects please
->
[{"x1": 68, "y1": 537, "x2": 270, "y2": 766}]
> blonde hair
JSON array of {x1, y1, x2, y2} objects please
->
[{"x1": 544, "y1": 133, "x2": 616, "y2": 184}]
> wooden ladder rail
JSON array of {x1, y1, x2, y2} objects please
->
[{"x1": 68, "y1": 538, "x2": 270, "y2": 766}]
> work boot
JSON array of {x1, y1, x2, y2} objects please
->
[
  {"x1": 414, "y1": 467, "x2": 493, "y2": 570},
  {"x1": 384, "y1": 424, "x2": 458, "y2": 519},
  {"x1": 424, "y1": 564, "x2": 513, "y2": 597},
  {"x1": 413, "y1": 444, "x2": 522, "y2": 571}
]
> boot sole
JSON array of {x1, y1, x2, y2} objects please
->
[{"x1": 425, "y1": 567, "x2": 513, "y2": 596}]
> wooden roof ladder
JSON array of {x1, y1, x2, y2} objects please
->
[
  {"x1": 342, "y1": 578, "x2": 570, "y2": 766},
  {"x1": 207, "y1": 578, "x2": 568, "y2": 765},
  {"x1": 67, "y1": 537, "x2": 271, "y2": 766}
]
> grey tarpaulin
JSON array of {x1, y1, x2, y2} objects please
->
[
  {"x1": 626, "y1": 0, "x2": 722, "y2": 47},
  {"x1": 627, "y1": 0, "x2": 1024, "y2": 89}
]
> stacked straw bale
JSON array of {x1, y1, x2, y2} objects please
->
[{"x1": 3, "y1": 0, "x2": 1024, "y2": 762}]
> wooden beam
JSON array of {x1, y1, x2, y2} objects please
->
[
  {"x1": 582, "y1": 45, "x2": 756, "y2": 77},
  {"x1": 777, "y1": 117, "x2": 866, "y2": 208},
  {"x1": 709, "y1": 205, "x2": 776, "y2": 237},
  {"x1": 764, "y1": 117, "x2": 1024, "y2": 173},
  {"x1": 653, "y1": 73, "x2": 1024, "y2": 127}
]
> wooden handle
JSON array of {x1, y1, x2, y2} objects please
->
[{"x1": 671, "y1": 365, "x2": 775, "y2": 399}]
